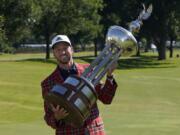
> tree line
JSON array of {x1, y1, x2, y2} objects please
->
[{"x1": 0, "y1": 0, "x2": 179, "y2": 60}]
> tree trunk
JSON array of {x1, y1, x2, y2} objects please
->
[
  {"x1": 144, "y1": 39, "x2": 151, "y2": 52},
  {"x1": 169, "y1": 39, "x2": 173, "y2": 58},
  {"x1": 157, "y1": 41, "x2": 166, "y2": 60},
  {"x1": 94, "y1": 38, "x2": 98, "y2": 57},
  {"x1": 44, "y1": 19, "x2": 50, "y2": 60},
  {"x1": 80, "y1": 41, "x2": 85, "y2": 51},
  {"x1": 136, "y1": 42, "x2": 140, "y2": 56},
  {"x1": 45, "y1": 34, "x2": 50, "y2": 60}
]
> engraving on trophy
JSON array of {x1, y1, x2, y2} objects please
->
[
  {"x1": 52, "y1": 85, "x2": 67, "y2": 95},
  {"x1": 65, "y1": 77, "x2": 80, "y2": 87},
  {"x1": 67, "y1": 91, "x2": 75, "y2": 101},
  {"x1": 74, "y1": 98, "x2": 89, "y2": 117},
  {"x1": 81, "y1": 86, "x2": 96, "y2": 105}
]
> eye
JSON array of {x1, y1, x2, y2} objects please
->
[{"x1": 63, "y1": 46, "x2": 69, "y2": 50}]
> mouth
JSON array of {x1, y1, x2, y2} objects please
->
[
  {"x1": 61, "y1": 55, "x2": 68, "y2": 58},
  {"x1": 60, "y1": 55, "x2": 69, "y2": 62}
]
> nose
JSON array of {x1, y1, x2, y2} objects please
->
[{"x1": 61, "y1": 50, "x2": 66, "y2": 54}]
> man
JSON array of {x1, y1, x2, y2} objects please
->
[{"x1": 41, "y1": 35, "x2": 118, "y2": 135}]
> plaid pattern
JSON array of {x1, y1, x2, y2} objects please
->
[{"x1": 41, "y1": 63, "x2": 117, "y2": 135}]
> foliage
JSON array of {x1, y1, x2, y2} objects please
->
[
  {"x1": 0, "y1": 0, "x2": 179, "y2": 59},
  {"x1": 0, "y1": 0, "x2": 33, "y2": 46},
  {"x1": 101, "y1": 0, "x2": 180, "y2": 60},
  {"x1": 0, "y1": 16, "x2": 14, "y2": 53},
  {"x1": 31, "y1": 0, "x2": 103, "y2": 59},
  {"x1": 0, "y1": 16, "x2": 6, "y2": 52},
  {"x1": 139, "y1": 0, "x2": 180, "y2": 60}
]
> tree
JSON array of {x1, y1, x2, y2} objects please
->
[
  {"x1": 100, "y1": 0, "x2": 180, "y2": 60},
  {"x1": 100, "y1": 0, "x2": 145, "y2": 57},
  {"x1": 32, "y1": 0, "x2": 103, "y2": 59},
  {"x1": 0, "y1": 0, "x2": 33, "y2": 49},
  {"x1": 0, "y1": 16, "x2": 6, "y2": 52},
  {"x1": 141, "y1": 0, "x2": 180, "y2": 60},
  {"x1": 69, "y1": 0, "x2": 103, "y2": 56},
  {"x1": 0, "y1": 15, "x2": 14, "y2": 53},
  {"x1": 167, "y1": 11, "x2": 180, "y2": 58}
]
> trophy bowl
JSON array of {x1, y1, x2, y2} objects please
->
[
  {"x1": 106, "y1": 26, "x2": 137, "y2": 57},
  {"x1": 45, "y1": 25, "x2": 137, "y2": 127}
]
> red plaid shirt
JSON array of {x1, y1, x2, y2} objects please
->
[{"x1": 41, "y1": 63, "x2": 117, "y2": 135}]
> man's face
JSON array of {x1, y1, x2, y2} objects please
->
[{"x1": 53, "y1": 42, "x2": 73, "y2": 64}]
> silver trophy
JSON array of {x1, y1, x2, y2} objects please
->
[{"x1": 45, "y1": 4, "x2": 152, "y2": 127}]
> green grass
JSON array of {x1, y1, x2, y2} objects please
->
[{"x1": 0, "y1": 50, "x2": 180, "y2": 135}]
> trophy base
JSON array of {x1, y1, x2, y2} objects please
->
[{"x1": 45, "y1": 75, "x2": 97, "y2": 127}]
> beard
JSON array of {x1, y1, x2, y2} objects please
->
[{"x1": 57, "y1": 55, "x2": 71, "y2": 64}]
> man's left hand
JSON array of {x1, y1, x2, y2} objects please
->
[{"x1": 107, "y1": 61, "x2": 118, "y2": 77}]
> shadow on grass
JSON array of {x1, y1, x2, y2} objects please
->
[
  {"x1": 2, "y1": 55, "x2": 176, "y2": 70},
  {"x1": 118, "y1": 55, "x2": 175, "y2": 69},
  {"x1": 14, "y1": 58, "x2": 57, "y2": 65},
  {"x1": 74, "y1": 55, "x2": 176, "y2": 70}
]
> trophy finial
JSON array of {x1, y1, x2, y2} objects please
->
[
  {"x1": 138, "y1": 4, "x2": 153, "y2": 21},
  {"x1": 129, "y1": 4, "x2": 153, "y2": 33}
]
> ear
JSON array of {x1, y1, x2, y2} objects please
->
[
  {"x1": 71, "y1": 47, "x2": 74, "y2": 53},
  {"x1": 52, "y1": 49, "x2": 56, "y2": 57}
]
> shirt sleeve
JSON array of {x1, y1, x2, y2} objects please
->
[
  {"x1": 95, "y1": 78, "x2": 118, "y2": 104},
  {"x1": 43, "y1": 101, "x2": 61, "y2": 129},
  {"x1": 41, "y1": 83, "x2": 64, "y2": 129}
]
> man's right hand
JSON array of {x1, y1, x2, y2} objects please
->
[{"x1": 50, "y1": 104, "x2": 69, "y2": 121}]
